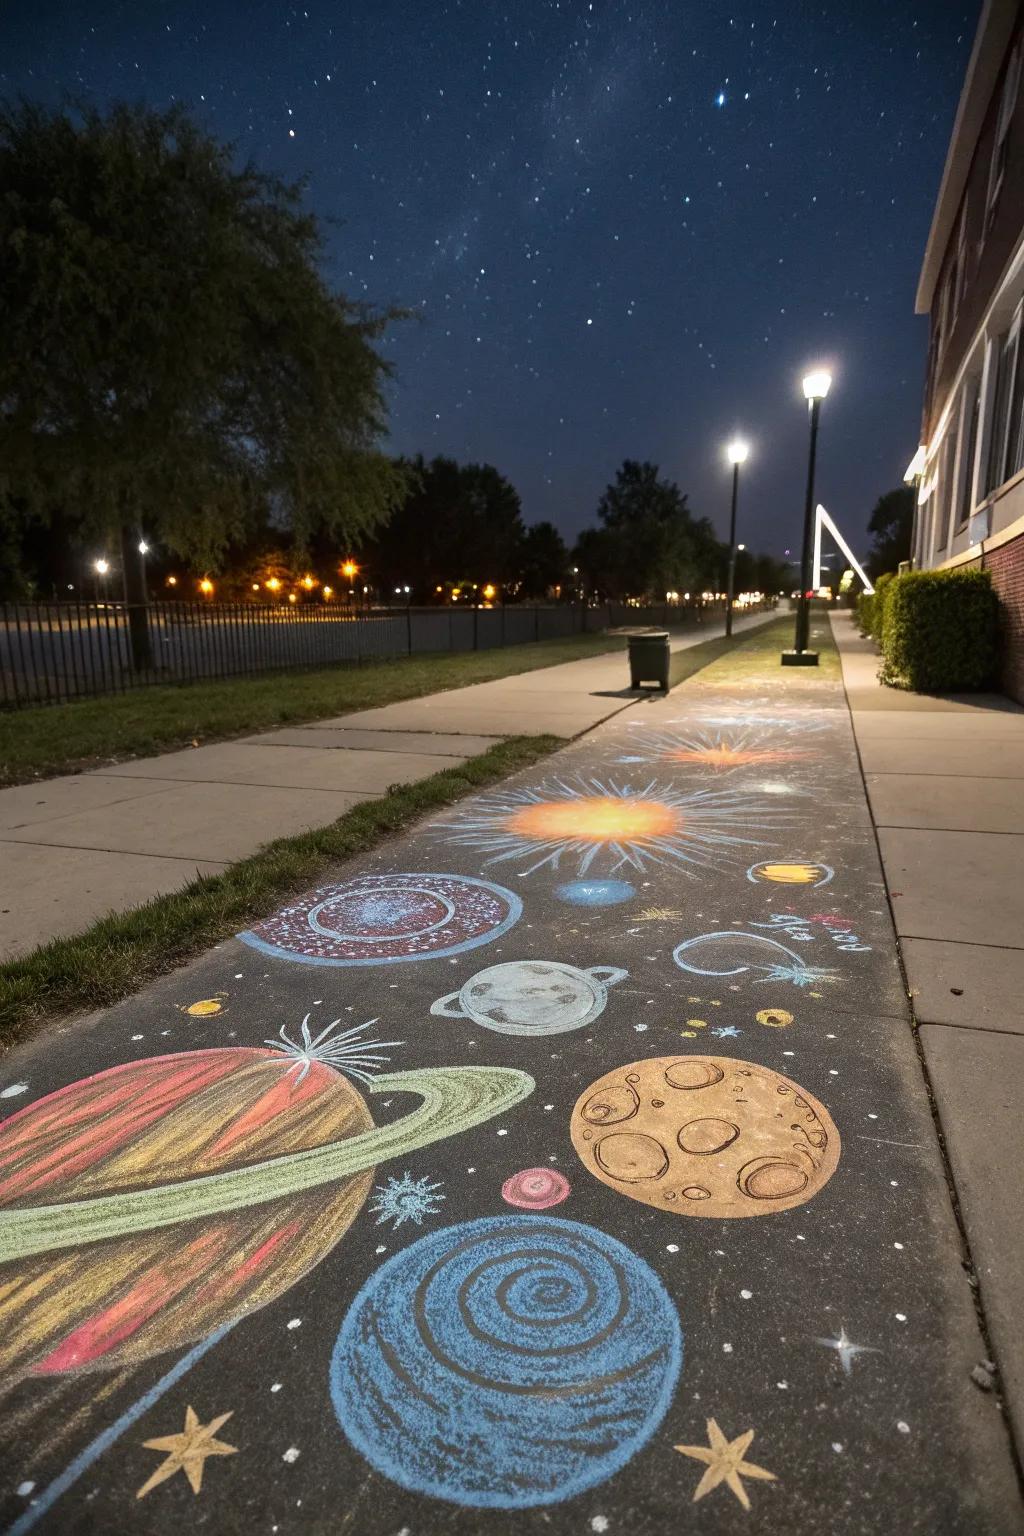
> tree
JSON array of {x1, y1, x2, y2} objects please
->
[
  {"x1": 0, "y1": 100, "x2": 407, "y2": 664},
  {"x1": 866, "y1": 486, "x2": 914, "y2": 579},
  {"x1": 517, "y1": 521, "x2": 569, "y2": 599},
  {"x1": 579, "y1": 460, "x2": 722, "y2": 600},
  {"x1": 368, "y1": 456, "x2": 525, "y2": 601}
]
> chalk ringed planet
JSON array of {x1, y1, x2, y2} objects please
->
[{"x1": 0, "y1": 1066, "x2": 535, "y2": 1264}]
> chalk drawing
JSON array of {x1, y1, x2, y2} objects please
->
[{"x1": 329, "y1": 1215, "x2": 682, "y2": 1507}]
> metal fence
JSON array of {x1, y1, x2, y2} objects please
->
[{"x1": 0, "y1": 598, "x2": 726, "y2": 708}]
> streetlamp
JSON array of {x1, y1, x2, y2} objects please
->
[
  {"x1": 783, "y1": 369, "x2": 832, "y2": 666},
  {"x1": 92, "y1": 557, "x2": 109, "y2": 604},
  {"x1": 724, "y1": 439, "x2": 749, "y2": 638}
]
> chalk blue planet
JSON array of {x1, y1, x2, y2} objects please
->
[
  {"x1": 553, "y1": 878, "x2": 636, "y2": 908},
  {"x1": 329, "y1": 1214, "x2": 682, "y2": 1509}
]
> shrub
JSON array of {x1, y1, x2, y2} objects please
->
[
  {"x1": 869, "y1": 571, "x2": 895, "y2": 643},
  {"x1": 855, "y1": 590, "x2": 875, "y2": 635},
  {"x1": 880, "y1": 568, "x2": 998, "y2": 692}
]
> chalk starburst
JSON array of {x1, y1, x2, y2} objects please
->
[
  {"x1": 370, "y1": 1172, "x2": 446, "y2": 1230},
  {"x1": 266, "y1": 1014, "x2": 404, "y2": 1085},
  {"x1": 436, "y1": 773, "x2": 784, "y2": 878}
]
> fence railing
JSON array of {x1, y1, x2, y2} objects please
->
[{"x1": 0, "y1": 598, "x2": 728, "y2": 708}]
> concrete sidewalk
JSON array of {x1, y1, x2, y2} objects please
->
[
  {"x1": 2, "y1": 612, "x2": 1019, "y2": 1533},
  {"x1": 0, "y1": 612, "x2": 773, "y2": 960},
  {"x1": 831, "y1": 608, "x2": 1024, "y2": 1453}
]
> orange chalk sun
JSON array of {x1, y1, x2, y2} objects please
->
[{"x1": 439, "y1": 774, "x2": 784, "y2": 877}]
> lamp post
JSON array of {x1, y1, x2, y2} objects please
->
[
  {"x1": 783, "y1": 369, "x2": 831, "y2": 666},
  {"x1": 724, "y1": 439, "x2": 749, "y2": 638}
]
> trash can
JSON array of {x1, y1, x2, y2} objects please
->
[{"x1": 628, "y1": 630, "x2": 670, "y2": 691}]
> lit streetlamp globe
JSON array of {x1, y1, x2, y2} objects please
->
[
  {"x1": 802, "y1": 369, "x2": 832, "y2": 402},
  {"x1": 726, "y1": 439, "x2": 749, "y2": 465}
]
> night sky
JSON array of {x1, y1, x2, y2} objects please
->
[{"x1": 2, "y1": 2, "x2": 976, "y2": 556}]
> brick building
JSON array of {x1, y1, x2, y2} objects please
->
[{"x1": 912, "y1": 0, "x2": 1024, "y2": 701}]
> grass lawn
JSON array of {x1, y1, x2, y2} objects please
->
[
  {"x1": 0, "y1": 632, "x2": 625, "y2": 787},
  {"x1": 0, "y1": 734, "x2": 560, "y2": 1049}
]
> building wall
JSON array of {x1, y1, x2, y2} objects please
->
[
  {"x1": 986, "y1": 530, "x2": 1024, "y2": 701},
  {"x1": 926, "y1": 10, "x2": 1024, "y2": 437}
]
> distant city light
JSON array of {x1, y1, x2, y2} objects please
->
[
  {"x1": 288, "y1": 591, "x2": 298, "y2": 603},
  {"x1": 323, "y1": 585, "x2": 333, "y2": 598},
  {"x1": 482, "y1": 583, "x2": 496, "y2": 599},
  {"x1": 137, "y1": 539, "x2": 149, "y2": 555},
  {"x1": 302, "y1": 574, "x2": 316, "y2": 590},
  {"x1": 266, "y1": 577, "x2": 281, "y2": 592},
  {"x1": 342, "y1": 560, "x2": 358, "y2": 579},
  {"x1": 166, "y1": 575, "x2": 177, "y2": 586},
  {"x1": 199, "y1": 577, "x2": 214, "y2": 595},
  {"x1": 93, "y1": 558, "x2": 109, "y2": 576}
]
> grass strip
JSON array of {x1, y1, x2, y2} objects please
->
[
  {"x1": 0, "y1": 734, "x2": 560, "y2": 1051},
  {"x1": 0, "y1": 632, "x2": 625, "y2": 787}
]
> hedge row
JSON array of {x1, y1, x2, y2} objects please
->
[{"x1": 859, "y1": 567, "x2": 999, "y2": 692}]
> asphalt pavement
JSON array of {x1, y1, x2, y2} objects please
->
[{"x1": 0, "y1": 619, "x2": 1020, "y2": 1534}]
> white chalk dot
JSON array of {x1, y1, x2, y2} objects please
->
[
  {"x1": 722, "y1": 1342, "x2": 733, "y2": 1353},
  {"x1": 897, "y1": 1420, "x2": 910, "y2": 1434},
  {"x1": 497, "y1": 1128, "x2": 508, "y2": 1136},
  {"x1": 16, "y1": 1482, "x2": 35, "y2": 1497},
  {"x1": 282, "y1": 1447, "x2": 301, "y2": 1464},
  {"x1": 375, "y1": 1245, "x2": 387, "y2": 1254},
  {"x1": 895, "y1": 1313, "x2": 907, "y2": 1322},
  {"x1": 740, "y1": 1288, "x2": 753, "y2": 1300},
  {"x1": 286, "y1": 1318, "x2": 302, "y2": 1330},
  {"x1": 0, "y1": 1083, "x2": 28, "y2": 1099},
  {"x1": 591, "y1": 1518, "x2": 609, "y2": 1534},
  {"x1": 894, "y1": 1242, "x2": 904, "y2": 1250},
  {"x1": 665, "y1": 1244, "x2": 679, "y2": 1253},
  {"x1": 832, "y1": 1441, "x2": 844, "y2": 1454},
  {"x1": 270, "y1": 1383, "x2": 282, "y2": 1393},
  {"x1": 131, "y1": 1034, "x2": 144, "y2": 1041}
]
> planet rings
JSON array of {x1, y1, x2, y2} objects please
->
[{"x1": 0, "y1": 1066, "x2": 534, "y2": 1265}]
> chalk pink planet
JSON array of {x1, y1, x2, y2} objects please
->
[{"x1": 501, "y1": 1167, "x2": 571, "y2": 1209}]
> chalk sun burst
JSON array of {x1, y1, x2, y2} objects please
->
[
  {"x1": 437, "y1": 775, "x2": 784, "y2": 877},
  {"x1": 616, "y1": 726, "x2": 821, "y2": 773}
]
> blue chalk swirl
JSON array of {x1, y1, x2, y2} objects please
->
[{"x1": 330, "y1": 1215, "x2": 682, "y2": 1508}]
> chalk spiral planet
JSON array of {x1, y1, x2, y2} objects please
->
[{"x1": 330, "y1": 1215, "x2": 682, "y2": 1508}]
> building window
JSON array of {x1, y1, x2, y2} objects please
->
[
  {"x1": 952, "y1": 197, "x2": 969, "y2": 319},
  {"x1": 986, "y1": 42, "x2": 1021, "y2": 228},
  {"x1": 986, "y1": 306, "x2": 1024, "y2": 492},
  {"x1": 957, "y1": 381, "x2": 981, "y2": 528}
]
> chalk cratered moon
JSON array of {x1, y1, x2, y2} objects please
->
[{"x1": 570, "y1": 1055, "x2": 839, "y2": 1218}]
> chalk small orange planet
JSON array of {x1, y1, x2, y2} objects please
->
[
  {"x1": 746, "y1": 861, "x2": 833, "y2": 887},
  {"x1": 570, "y1": 1056, "x2": 840, "y2": 1218}
]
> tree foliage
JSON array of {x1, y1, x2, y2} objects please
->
[
  {"x1": 866, "y1": 486, "x2": 914, "y2": 579},
  {"x1": 574, "y1": 460, "x2": 722, "y2": 599},
  {"x1": 516, "y1": 521, "x2": 570, "y2": 598},
  {"x1": 368, "y1": 456, "x2": 525, "y2": 599},
  {"x1": 0, "y1": 99, "x2": 407, "y2": 570}
]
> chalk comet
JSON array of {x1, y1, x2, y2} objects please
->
[
  {"x1": 0, "y1": 1065, "x2": 534, "y2": 1264},
  {"x1": 673, "y1": 930, "x2": 837, "y2": 988}
]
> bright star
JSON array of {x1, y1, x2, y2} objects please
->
[
  {"x1": 715, "y1": 92, "x2": 726, "y2": 107},
  {"x1": 814, "y1": 1327, "x2": 880, "y2": 1375}
]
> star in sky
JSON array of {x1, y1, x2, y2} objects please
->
[
  {"x1": 675, "y1": 1417, "x2": 777, "y2": 1510},
  {"x1": 136, "y1": 1406, "x2": 238, "y2": 1499},
  {"x1": 814, "y1": 1326, "x2": 881, "y2": 1375}
]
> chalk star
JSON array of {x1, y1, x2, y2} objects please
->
[
  {"x1": 136, "y1": 1406, "x2": 238, "y2": 1499},
  {"x1": 713, "y1": 1024, "x2": 741, "y2": 1037},
  {"x1": 675, "y1": 1417, "x2": 777, "y2": 1510},
  {"x1": 814, "y1": 1326, "x2": 880, "y2": 1375}
]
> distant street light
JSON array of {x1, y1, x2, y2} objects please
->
[
  {"x1": 783, "y1": 370, "x2": 832, "y2": 667},
  {"x1": 199, "y1": 577, "x2": 214, "y2": 597},
  {"x1": 93, "y1": 558, "x2": 109, "y2": 576},
  {"x1": 137, "y1": 539, "x2": 149, "y2": 555},
  {"x1": 724, "y1": 439, "x2": 749, "y2": 639}
]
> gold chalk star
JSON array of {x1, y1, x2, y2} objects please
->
[
  {"x1": 675, "y1": 1417, "x2": 777, "y2": 1510},
  {"x1": 137, "y1": 1406, "x2": 238, "y2": 1499}
]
